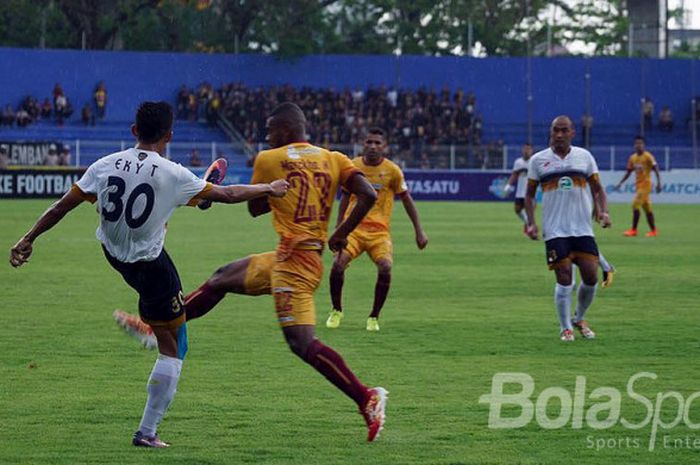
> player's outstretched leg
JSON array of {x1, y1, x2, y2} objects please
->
[
  {"x1": 115, "y1": 256, "x2": 254, "y2": 347},
  {"x1": 133, "y1": 321, "x2": 187, "y2": 448},
  {"x1": 554, "y1": 265, "x2": 575, "y2": 341},
  {"x1": 572, "y1": 258, "x2": 598, "y2": 339},
  {"x1": 283, "y1": 325, "x2": 388, "y2": 441},
  {"x1": 327, "y1": 252, "x2": 351, "y2": 329},
  {"x1": 367, "y1": 259, "x2": 392, "y2": 331}
]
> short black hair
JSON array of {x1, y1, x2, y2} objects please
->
[
  {"x1": 367, "y1": 127, "x2": 387, "y2": 140},
  {"x1": 269, "y1": 102, "x2": 306, "y2": 122},
  {"x1": 634, "y1": 135, "x2": 645, "y2": 142},
  {"x1": 268, "y1": 102, "x2": 306, "y2": 136},
  {"x1": 135, "y1": 101, "x2": 173, "y2": 144}
]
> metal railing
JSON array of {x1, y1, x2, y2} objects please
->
[
  {"x1": 67, "y1": 140, "x2": 251, "y2": 168},
  {"x1": 47, "y1": 140, "x2": 698, "y2": 171}
]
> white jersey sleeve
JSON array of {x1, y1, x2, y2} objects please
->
[
  {"x1": 586, "y1": 151, "x2": 599, "y2": 177},
  {"x1": 527, "y1": 157, "x2": 540, "y2": 182},
  {"x1": 75, "y1": 160, "x2": 101, "y2": 196},
  {"x1": 174, "y1": 164, "x2": 207, "y2": 206}
]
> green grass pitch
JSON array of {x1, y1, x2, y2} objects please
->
[{"x1": 1, "y1": 200, "x2": 699, "y2": 465}]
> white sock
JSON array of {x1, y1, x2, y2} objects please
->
[
  {"x1": 138, "y1": 354, "x2": 183, "y2": 437},
  {"x1": 575, "y1": 283, "x2": 597, "y2": 323},
  {"x1": 517, "y1": 209, "x2": 528, "y2": 224},
  {"x1": 554, "y1": 283, "x2": 574, "y2": 331},
  {"x1": 598, "y1": 253, "x2": 612, "y2": 272}
]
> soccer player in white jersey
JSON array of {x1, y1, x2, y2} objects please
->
[
  {"x1": 524, "y1": 115, "x2": 611, "y2": 342},
  {"x1": 9, "y1": 101, "x2": 288, "y2": 448},
  {"x1": 504, "y1": 142, "x2": 533, "y2": 234}
]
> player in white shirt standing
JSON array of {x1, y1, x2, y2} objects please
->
[
  {"x1": 9, "y1": 101, "x2": 289, "y2": 448},
  {"x1": 524, "y1": 115, "x2": 611, "y2": 342},
  {"x1": 504, "y1": 142, "x2": 533, "y2": 234}
]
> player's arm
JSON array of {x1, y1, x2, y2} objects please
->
[
  {"x1": 200, "y1": 180, "x2": 288, "y2": 205},
  {"x1": 335, "y1": 190, "x2": 350, "y2": 229},
  {"x1": 10, "y1": 187, "x2": 86, "y2": 267},
  {"x1": 615, "y1": 160, "x2": 634, "y2": 190},
  {"x1": 504, "y1": 171, "x2": 518, "y2": 194},
  {"x1": 524, "y1": 180, "x2": 539, "y2": 240},
  {"x1": 399, "y1": 191, "x2": 428, "y2": 249},
  {"x1": 589, "y1": 174, "x2": 611, "y2": 228},
  {"x1": 652, "y1": 163, "x2": 662, "y2": 193},
  {"x1": 328, "y1": 173, "x2": 377, "y2": 252},
  {"x1": 247, "y1": 152, "x2": 274, "y2": 217}
]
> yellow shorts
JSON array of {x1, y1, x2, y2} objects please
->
[
  {"x1": 244, "y1": 252, "x2": 275, "y2": 295},
  {"x1": 271, "y1": 249, "x2": 323, "y2": 327},
  {"x1": 632, "y1": 190, "x2": 652, "y2": 212},
  {"x1": 345, "y1": 228, "x2": 393, "y2": 264},
  {"x1": 244, "y1": 249, "x2": 322, "y2": 327}
]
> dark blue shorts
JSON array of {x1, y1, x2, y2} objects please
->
[
  {"x1": 103, "y1": 246, "x2": 185, "y2": 324},
  {"x1": 544, "y1": 236, "x2": 599, "y2": 269}
]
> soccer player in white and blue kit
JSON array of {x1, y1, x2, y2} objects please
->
[
  {"x1": 524, "y1": 116, "x2": 612, "y2": 342},
  {"x1": 9, "y1": 102, "x2": 288, "y2": 447}
]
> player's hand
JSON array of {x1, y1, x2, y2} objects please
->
[
  {"x1": 10, "y1": 237, "x2": 33, "y2": 268},
  {"x1": 614, "y1": 184, "x2": 622, "y2": 192},
  {"x1": 416, "y1": 230, "x2": 428, "y2": 250},
  {"x1": 503, "y1": 184, "x2": 514, "y2": 195},
  {"x1": 328, "y1": 232, "x2": 348, "y2": 253},
  {"x1": 269, "y1": 179, "x2": 289, "y2": 197},
  {"x1": 598, "y1": 212, "x2": 612, "y2": 228},
  {"x1": 656, "y1": 184, "x2": 662, "y2": 194},
  {"x1": 526, "y1": 224, "x2": 539, "y2": 241}
]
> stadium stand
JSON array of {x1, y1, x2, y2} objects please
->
[{"x1": 0, "y1": 49, "x2": 698, "y2": 169}]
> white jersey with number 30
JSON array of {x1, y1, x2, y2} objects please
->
[{"x1": 75, "y1": 148, "x2": 208, "y2": 263}]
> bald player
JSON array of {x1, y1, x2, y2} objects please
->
[{"x1": 525, "y1": 116, "x2": 612, "y2": 342}]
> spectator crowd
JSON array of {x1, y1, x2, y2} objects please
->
[
  {"x1": 1, "y1": 82, "x2": 107, "y2": 129},
  {"x1": 176, "y1": 82, "x2": 488, "y2": 168}
]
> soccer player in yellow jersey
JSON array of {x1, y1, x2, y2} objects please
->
[
  {"x1": 326, "y1": 128, "x2": 428, "y2": 331},
  {"x1": 615, "y1": 136, "x2": 662, "y2": 237},
  {"x1": 114, "y1": 102, "x2": 389, "y2": 442}
]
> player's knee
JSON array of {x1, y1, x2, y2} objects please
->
[
  {"x1": 207, "y1": 265, "x2": 229, "y2": 289},
  {"x1": 376, "y1": 260, "x2": 392, "y2": 275},
  {"x1": 208, "y1": 261, "x2": 245, "y2": 292},
  {"x1": 331, "y1": 260, "x2": 346, "y2": 275},
  {"x1": 285, "y1": 335, "x2": 310, "y2": 359},
  {"x1": 555, "y1": 268, "x2": 573, "y2": 286}
]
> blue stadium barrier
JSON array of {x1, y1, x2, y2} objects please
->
[{"x1": 1, "y1": 47, "x2": 699, "y2": 127}]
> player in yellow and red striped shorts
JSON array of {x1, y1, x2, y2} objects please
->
[{"x1": 326, "y1": 128, "x2": 428, "y2": 332}]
